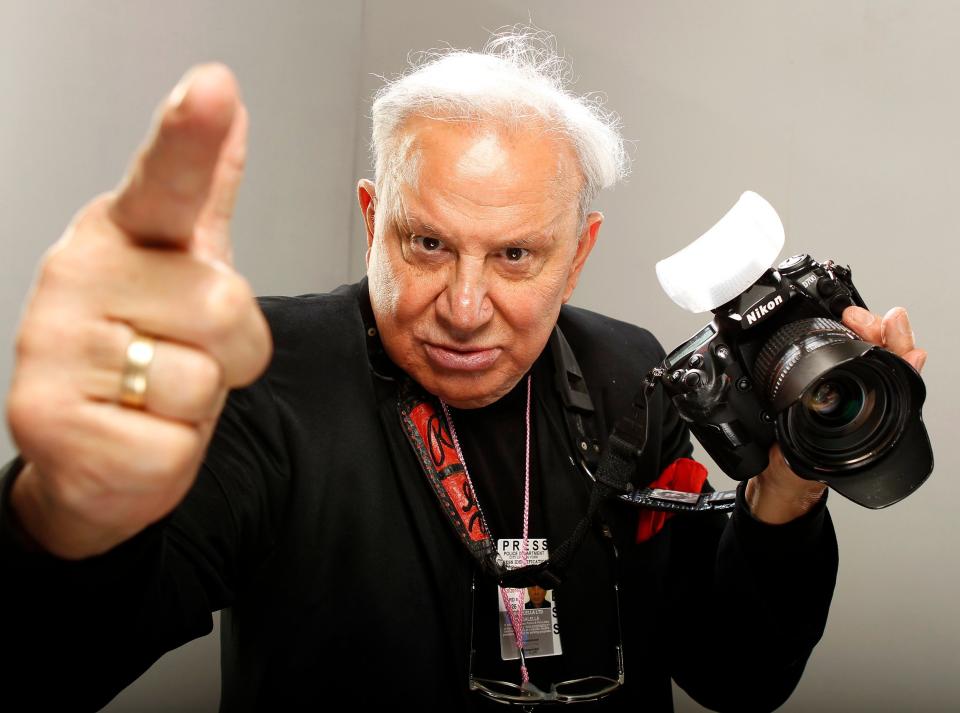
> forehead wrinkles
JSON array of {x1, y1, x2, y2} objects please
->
[{"x1": 400, "y1": 192, "x2": 570, "y2": 252}]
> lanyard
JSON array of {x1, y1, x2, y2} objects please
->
[{"x1": 442, "y1": 374, "x2": 534, "y2": 684}]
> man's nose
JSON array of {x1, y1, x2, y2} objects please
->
[{"x1": 437, "y1": 257, "x2": 494, "y2": 337}]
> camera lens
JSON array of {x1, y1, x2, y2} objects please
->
[
  {"x1": 753, "y1": 317, "x2": 909, "y2": 474},
  {"x1": 801, "y1": 377, "x2": 864, "y2": 427},
  {"x1": 785, "y1": 361, "x2": 904, "y2": 470}
]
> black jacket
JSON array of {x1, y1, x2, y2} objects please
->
[{"x1": 0, "y1": 281, "x2": 838, "y2": 711}]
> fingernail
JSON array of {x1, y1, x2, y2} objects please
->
[
  {"x1": 916, "y1": 353, "x2": 927, "y2": 372},
  {"x1": 846, "y1": 307, "x2": 874, "y2": 328},
  {"x1": 894, "y1": 309, "x2": 912, "y2": 337},
  {"x1": 169, "y1": 69, "x2": 198, "y2": 111}
]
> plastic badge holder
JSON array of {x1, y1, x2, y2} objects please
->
[{"x1": 655, "y1": 191, "x2": 785, "y2": 314}]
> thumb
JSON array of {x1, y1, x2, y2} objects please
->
[{"x1": 109, "y1": 63, "x2": 240, "y2": 253}]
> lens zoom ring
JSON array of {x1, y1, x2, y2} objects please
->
[{"x1": 753, "y1": 317, "x2": 859, "y2": 403}]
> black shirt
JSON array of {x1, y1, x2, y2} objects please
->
[{"x1": 0, "y1": 281, "x2": 839, "y2": 711}]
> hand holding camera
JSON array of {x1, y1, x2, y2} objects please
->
[
  {"x1": 655, "y1": 193, "x2": 932, "y2": 515},
  {"x1": 748, "y1": 304, "x2": 925, "y2": 523}
]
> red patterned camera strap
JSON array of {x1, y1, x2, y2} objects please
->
[{"x1": 397, "y1": 380, "x2": 498, "y2": 567}]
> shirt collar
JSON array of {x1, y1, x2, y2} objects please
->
[{"x1": 355, "y1": 276, "x2": 404, "y2": 382}]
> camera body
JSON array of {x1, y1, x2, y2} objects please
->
[{"x1": 659, "y1": 253, "x2": 870, "y2": 481}]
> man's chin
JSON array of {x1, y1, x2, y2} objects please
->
[
  {"x1": 438, "y1": 394, "x2": 501, "y2": 409},
  {"x1": 423, "y1": 373, "x2": 517, "y2": 409},
  {"x1": 430, "y1": 386, "x2": 504, "y2": 409}
]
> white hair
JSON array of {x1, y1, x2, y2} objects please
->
[{"x1": 370, "y1": 27, "x2": 629, "y2": 228}]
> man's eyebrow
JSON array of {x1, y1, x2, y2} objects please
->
[
  {"x1": 404, "y1": 214, "x2": 557, "y2": 246},
  {"x1": 403, "y1": 215, "x2": 444, "y2": 237},
  {"x1": 505, "y1": 233, "x2": 552, "y2": 248}
]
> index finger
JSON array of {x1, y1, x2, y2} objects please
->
[
  {"x1": 879, "y1": 307, "x2": 916, "y2": 356},
  {"x1": 844, "y1": 305, "x2": 926, "y2": 372},
  {"x1": 841, "y1": 305, "x2": 882, "y2": 344},
  {"x1": 109, "y1": 64, "x2": 239, "y2": 246}
]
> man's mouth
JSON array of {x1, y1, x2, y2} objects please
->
[{"x1": 423, "y1": 343, "x2": 502, "y2": 371}]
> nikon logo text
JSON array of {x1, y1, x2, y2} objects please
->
[{"x1": 744, "y1": 295, "x2": 784, "y2": 325}]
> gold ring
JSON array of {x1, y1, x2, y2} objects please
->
[{"x1": 119, "y1": 334, "x2": 156, "y2": 408}]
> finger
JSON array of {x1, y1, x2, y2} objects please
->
[
  {"x1": 79, "y1": 319, "x2": 225, "y2": 423},
  {"x1": 101, "y1": 244, "x2": 268, "y2": 387},
  {"x1": 901, "y1": 348, "x2": 927, "y2": 374},
  {"x1": 30, "y1": 236, "x2": 269, "y2": 388},
  {"x1": 11, "y1": 376, "x2": 202, "y2": 490},
  {"x1": 93, "y1": 251, "x2": 269, "y2": 388},
  {"x1": 842, "y1": 305, "x2": 882, "y2": 344},
  {"x1": 41, "y1": 400, "x2": 205, "y2": 516},
  {"x1": 879, "y1": 307, "x2": 916, "y2": 356},
  {"x1": 110, "y1": 63, "x2": 240, "y2": 246},
  {"x1": 194, "y1": 102, "x2": 248, "y2": 265}
]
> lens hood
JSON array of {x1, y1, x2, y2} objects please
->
[{"x1": 775, "y1": 346, "x2": 933, "y2": 508}]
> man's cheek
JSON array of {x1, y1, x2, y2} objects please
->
[{"x1": 369, "y1": 262, "x2": 402, "y2": 316}]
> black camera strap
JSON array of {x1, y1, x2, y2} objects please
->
[
  {"x1": 552, "y1": 329, "x2": 660, "y2": 496},
  {"x1": 590, "y1": 364, "x2": 737, "y2": 514},
  {"x1": 621, "y1": 486, "x2": 736, "y2": 513},
  {"x1": 547, "y1": 334, "x2": 736, "y2": 529}
]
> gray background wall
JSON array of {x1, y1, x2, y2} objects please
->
[{"x1": 2, "y1": 1, "x2": 957, "y2": 711}]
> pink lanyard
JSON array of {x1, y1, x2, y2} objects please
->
[{"x1": 442, "y1": 374, "x2": 533, "y2": 684}]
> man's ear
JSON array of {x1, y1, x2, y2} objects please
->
[
  {"x1": 562, "y1": 211, "x2": 603, "y2": 303},
  {"x1": 357, "y1": 179, "x2": 377, "y2": 265}
]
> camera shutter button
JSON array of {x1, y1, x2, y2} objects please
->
[{"x1": 682, "y1": 370, "x2": 705, "y2": 389}]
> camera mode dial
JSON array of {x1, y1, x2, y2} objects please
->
[{"x1": 777, "y1": 254, "x2": 813, "y2": 276}]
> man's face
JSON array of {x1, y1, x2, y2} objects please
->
[
  {"x1": 360, "y1": 116, "x2": 601, "y2": 408},
  {"x1": 528, "y1": 585, "x2": 546, "y2": 606}
]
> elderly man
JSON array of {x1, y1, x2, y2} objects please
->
[{"x1": 0, "y1": 33, "x2": 924, "y2": 711}]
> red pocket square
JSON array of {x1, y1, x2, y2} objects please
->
[{"x1": 635, "y1": 458, "x2": 709, "y2": 543}]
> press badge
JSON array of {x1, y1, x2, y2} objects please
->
[{"x1": 496, "y1": 538, "x2": 563, "y2": 660}]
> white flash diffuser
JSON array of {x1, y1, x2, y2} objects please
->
[{"x1": 655, "y1": 191, "x2": 785, "y2": 313}]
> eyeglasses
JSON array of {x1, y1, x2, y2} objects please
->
[
  {"x1": 469, "y1": 642, "x2": 624, "y2": 704},
  {"x1": 467, "y1": 575, "x2": 625, "y2": 706}
]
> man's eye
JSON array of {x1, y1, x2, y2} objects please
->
[
  {"x1": 504, "y1": 247, "x2": 529, "y2": 262},
  {"x1": 412, "y1": 235, "x2": 443, "y2": 251}
]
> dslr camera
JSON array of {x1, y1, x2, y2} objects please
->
[{"x1": 655, "y1": 194, "x2": 932, "y2": 508}]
